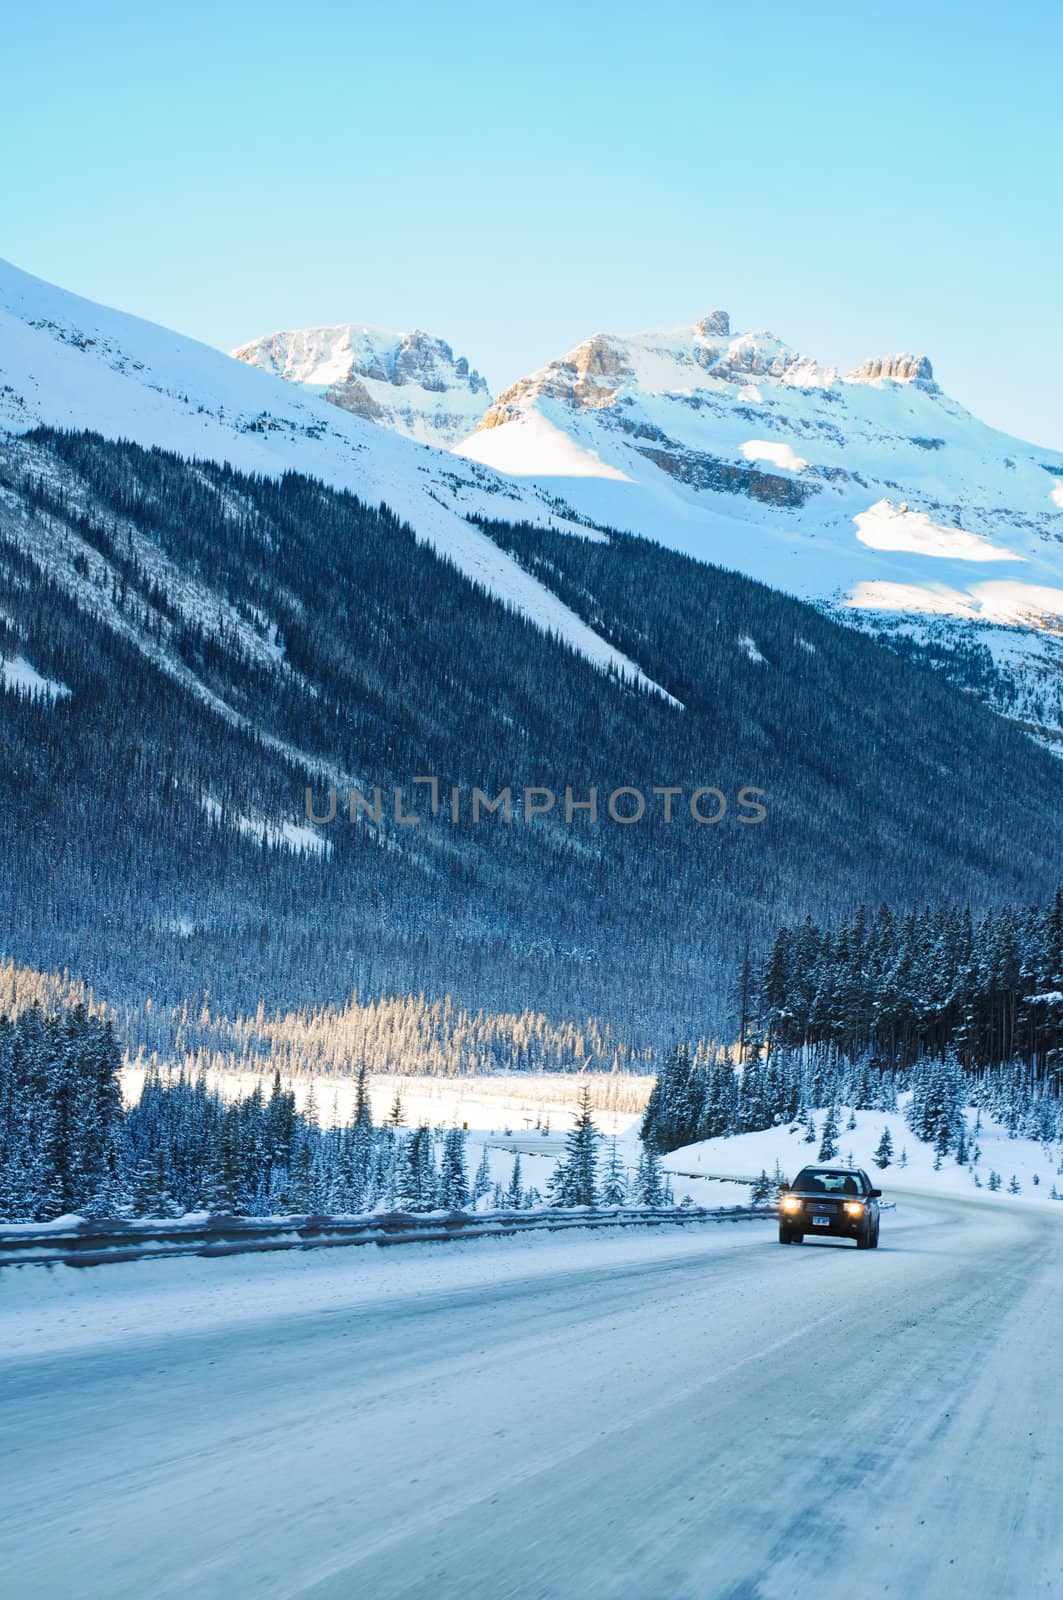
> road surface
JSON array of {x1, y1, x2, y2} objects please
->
[{"x1": 1, "y1": 1193, "x2": 1060, "y2": 1598}]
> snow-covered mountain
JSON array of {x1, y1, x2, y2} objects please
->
[
  {"x1": 4, "y1": 257, "x2": 1063, "y2": 747},
  {"x1": 0, "y1": 258, "x2": 673, "y2": 700},
  {"x1": 455, "y1": 313, "x2": 1063, "y2": 745},
  {"x1": 231, "y1": 322, "x2": 490, "y2": 446}
]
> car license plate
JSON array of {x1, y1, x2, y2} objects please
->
[{"x1": 813, "y1": 1215, "x2": 830, "y2": 1226}]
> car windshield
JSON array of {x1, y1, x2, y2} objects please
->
[{"x1": 793, "y1": 1170, "x2": 863, "y2": 1196}]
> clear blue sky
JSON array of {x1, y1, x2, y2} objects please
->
[{"x1": 4, "y1": 0, "x2": 1061, "y2": 446}]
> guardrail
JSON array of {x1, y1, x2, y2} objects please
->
[{"x1": 0, "y1": 1203, "x2": 775, "y2": 1270}]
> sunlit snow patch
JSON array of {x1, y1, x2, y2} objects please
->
[
  {"x1": 738, "y1": 635, "x2": 766, "y2": 662},
  {"x1": 965, "y1": 581, "x2": 1063, "y2": 625},
  {"x1": 456, "y1": 411, "x2": 630, "y2": 480},
  {"x1": 854, "y1": 499, "x2": 1019, "y2": 562},
  {"x1": 847, "y1": 579, "x2": 1063, "y2": 626},
  {"x1": 740, "y1": 439, "x2": 809, "y2": 473},
  {"x1": 846, "y1": 581, "x2": 977, "y2": 617},
  {"x1": 1, "y1": 655, "x2": 71, "y2": 702},
  {"x1": 1052, "y1": 480, "x2": 1063, "y2": 509}
]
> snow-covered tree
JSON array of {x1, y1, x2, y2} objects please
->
[
  {"x1": 600, "y1": 1138, "x2": 627, "y2": 1207},
  {"x1": 634, "y1": 1143, "x2": 666, "y2": 1206},
  {"x1": 550, "y1": 1084, "x2": 599, "y2": 1207},
  {"x1": 439, "y1": 1128, "x2": 469, "y2": 1209}
]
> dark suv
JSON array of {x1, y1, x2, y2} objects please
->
[{"x1": 778, "y1": 1166, "x2": 882, "y2": 1248}]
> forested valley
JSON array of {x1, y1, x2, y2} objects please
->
[{"x1": 2, "y1": 429, "x2": 1062, "y2": 1042}]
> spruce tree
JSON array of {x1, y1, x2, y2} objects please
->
[
  {"x1": 440, "y1": 1128, "x2": 470, "y2": 1209},
  {"x1": 600, "y1": 1138, "x2": 627, "y2": 1207},
  {"x1": 750, "y1": 1169, "x2": 772, "y2": 1203},
  {"x1": 471, "y1": 1146, "x2": 492, "y2": 1206},
  {"x1": 634, "y1": 1143, "x2": 665, "y2": 1205},
  {"x1": 549, "y1": 1084, "x2": 599, "y2": 1207},
  {"x1": 873, "y1": 1128, "x2": 893, "y2": 1169},
  {"x1": 817, "y1": 1106, "x2": 839, "y2": 1161}
]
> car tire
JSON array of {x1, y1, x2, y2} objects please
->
[
  {"x1": 792, "y1": 1232, "x2": 803, "y2": 1244},
  {"x1": 779, "y1": 1226, "x2": 792, "y2": 1244},
  {"x1": 871, "y1": 1222, "x2": 880, "y2": 1249},
  {"x1": 857, "y1": 1224, "x2": 871, "y2": 1249}
]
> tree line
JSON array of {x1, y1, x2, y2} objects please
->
[
  {"x1": 0, "y1": 1003, "x2": 672, "y2": 1222},
  {"x1": 755, "y1": 895, "x2": 1063, "y2": 1076}
]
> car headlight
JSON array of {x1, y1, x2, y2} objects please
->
[
  {"x1": 781, "y1": 1196, "x2": 802, "y2": 1213},
  {"x1": 844, "y1": 1201, "x2": 865, "y2": 1216}
]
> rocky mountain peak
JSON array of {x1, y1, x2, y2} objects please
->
[
  {"x1": 231, "y1": 322, "x2": 490, "y2": 445},
  {"x1": 696, "y1": 311, "x2": 731, "y2": 339},
  {"x1": 847, "y1": 352, "x2": 936, "y2": 388}
]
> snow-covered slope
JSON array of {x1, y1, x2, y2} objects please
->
[
  {"x1": 231, "y1": 322, "x2": 490, "y2": 446},
  {"x1": 0, "y1": 259, "x2": 673, "y2": 701},
  {"x1": 456, "y1": 313, "x2": 1063, "y2": 744},
  {"x1": 662, "y1": 1097, "x2": 1063, "y2": 1208}
]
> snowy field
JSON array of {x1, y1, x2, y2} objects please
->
[{"x1": 2, "y1": 1192, "x2": 1062, "y2": 1598}]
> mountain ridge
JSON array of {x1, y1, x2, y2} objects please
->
[
  {"x1": 232, "y1": 321, "x2": 490, "y2": 446},
  {"x1": 5, "y1": 259, "x2": 1063, "y2": 752}
]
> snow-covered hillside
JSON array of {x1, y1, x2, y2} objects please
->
[
  {"x1": 662, "y1": 1096, "x2": 1063, "y2": 1209},
  {"x1": 7, "y1": 256, "x2": 1063, "y2": 744},
  {"x1": 0, "y1": 258, "x2": 675, "y2": 700},
  {"x1": 456, "y1": 313, "x2": 1063, "y2": 744},
  {"x1": 232, "y1": 322, "x2": 490, "y2": 446}
]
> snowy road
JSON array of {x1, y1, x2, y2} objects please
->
[{"x1": 2, "y1": 1193, "x2": 1061, "y2": 1599}]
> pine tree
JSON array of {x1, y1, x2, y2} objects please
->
[
  {"x1": 634, "y1": 1142, "x2": 666, "y2": 1206},
  {"x1": 130, "y1": 1150, "x2": 178, "y2": 1218},
  {"x1": 353, "y1": 1064, "x2": 373, "y2": 1130},
  {"x1": 199, "y1": 1126, "x2": 243, "y2": 1214},
  {"x1": 439, "y1": 1128, "x2": 469, "y2": 1210},
  {"x1": 393, "y1": 1131, "x2": 419, "y2": 1211},
  {"x1": 416, "y1": 1127, "x2": 439, "y2": 1209},
  {"x1": 505, "y1": 1155, "x2": 524, "y2": 1209},
  {"x1": 600, "y1": 1138, "x2": 627, "y2": 1207},
  {"x1": 817, "y1": 1106, "x2": 839, "y2": 1161},
  {"x1": 1008, "y1": 1174, "x2": 1021, "y2": 1194},
  {"x1": 873, "y1": 1128, "x2": 893, "y2": 1169},
  {"x1": 750, "y1": 1169, "x2": 772, "y2": 1203},
  {"x1": 549, "y1": 1084, "x2": 599, "y2": 1207},
  {"x1": 471, "y1": 1146, "x2": 492, "y2": 1206}
]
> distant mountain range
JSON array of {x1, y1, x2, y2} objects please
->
[{"x1": 237, "y1": 304, "x2": 1063, "y2": 748}]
